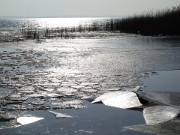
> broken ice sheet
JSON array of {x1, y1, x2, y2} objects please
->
[
  {"x1": 143, "y1": 105, "x2": 179, "y2": 125},
  {"x1": 43, "y1": 88, "x2": 55, "y2": 92},
  {"x1": 81, "y1": 96, "x2": 95, "y2": 102},
  {"x1": 81, "y1": 89, "x2": 97, "y2": 93},
  {"x1": 31, "y1": 101, "x2": 45, "y2": 105},
  {"x1": 57, "y1": 87, "x2": 78, "y2": 96},
  {"x1": 18, "y1": 90, "x2": 34, "y2": 94},
  {"x1": 0, "y1": 112, "x2": 18, "y2": 121},
  {"x1": 63, "y1": 100, "x2": 85, "y2": 109},
  {"x1": 103, "y1": 87, "x2": 120, "y2": 91},
  {"x1": 10, "y1": 97, "x2": 28, "y2": 102},
  {"x1": 9, "y1": 94, "x2": 21, "y2": 99},
  {"x1": 27, "y1": 93, "x2": 45, "y2": 98},
  {"x1": 92, "y1": 91, "x2": 142, "y2": 109},
  {"x1": 51, "y1": 100, "x2": 85, "y2": 109},
  {"x1": 80, "y1": 82, "x2": 99, "y2": 86},
  {"x1": 18, "y1": 86, "x2": 35, "y2": 91},
  {"x1": 0, "y1": 92, "x2": 13, "y2": 99},
  {"x1": 0, "y1": 87, "x2": 15, "y2": 93},
  {"x1": 48, "y1": 111, "x2": 72, "y2": 118},
  {"x1": 136, "y1": 91, "x2": 180, "y2": 107},
  {"x1": 71, "y1": 85, "x2": 84, "y2": 89},
  {"x1": 42, "y1": 92, "x2": 63, "y2": 98},
  {"x1": 0, "y1": 119, "x2": 21, "y2": 130}
]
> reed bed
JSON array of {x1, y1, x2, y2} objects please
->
[
  {"x1": 0, "y1": 23, "x2": 109, "y2": 42},
  {"x1": 111, "y1": 6, "x2": 180, "y2": 35}
]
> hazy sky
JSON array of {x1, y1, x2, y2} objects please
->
[{"x1": 0, "y1": 0, "x2": 180, "y2": 17}]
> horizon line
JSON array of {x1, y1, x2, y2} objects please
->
[{"x1": 0, "y1": 15, "x2": 123, "y2": 19}]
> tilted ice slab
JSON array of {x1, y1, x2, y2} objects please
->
[
  {"x1": 143, "y1": 105, "x2": 179, "y2": 125},
  {"x1": 92, "y1": 91, "x2": 142, "y2": 109},
  {"x1": 137, "y1": 91, "x2": 180, "y2": 125},
  {"x1": 92, "y1": 89, "x2": 180, "y2": 110},
  {"x1": 136, "y1": 91, "x2": 180, "y2": 108},
  {"x1": 48, "y1": 111, "x2": 72, "y2": 118}
]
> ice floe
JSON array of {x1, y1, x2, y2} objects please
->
[
  {"x1": 143, "y1": 105, "x2": 179, "y2": 125},
  {"x1": 51, "y1": 99, "x2": 85, "y2": 109},
  {"x1": 17, "y1": 116, "x2": 44, "y2": 125},
  {"x1": 92, "y1": 91, "x2": 142, "y2": 109},
  {"x1": 48, "y1": 111, "x2": 72, "y2": 118},
  {"x1": 136, "y1": 91, "x2": 180, "y2": 107},
  {"x1": 18, "y1": 86, "x2": 35, "y2": 91}
]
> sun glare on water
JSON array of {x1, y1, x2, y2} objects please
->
[{"x1": 33, "y1": 18, "x2": 99, "y2": 28}]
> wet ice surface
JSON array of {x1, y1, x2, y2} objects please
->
[
  {"x1": 143, "y1": 105, "x2": 179, "y2": 125},
  {"x1": 0, "y1": 36, "x2": 180, "y2": 134},
  {"x1": 92, "y1": 90, "x2": 142, "y2": 109}
]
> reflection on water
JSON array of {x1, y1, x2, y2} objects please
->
[
  {"x1": 0, "y1": 17, "x2": 108, "y2": 28},
  {"x1": 140, "y1": 70, "x2": 180, "y2": 92},
  {"x1": 35, "y1": 18, "x2": 107, "y2": 28}
]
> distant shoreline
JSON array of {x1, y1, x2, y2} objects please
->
[
  {"x1": 108, "y1": 6, "x2": 180, "y2": 36},
  {"x1": 1, "y1": 6, "x2": 180, "y2": 43}
]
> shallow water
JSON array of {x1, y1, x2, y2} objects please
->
[{"x1": 0, "y1": 35, "x2": 180, "y2": 134}]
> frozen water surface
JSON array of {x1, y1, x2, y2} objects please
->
[{"x1": 0, "y1": 35, "x2": 180, "y2": 134}]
